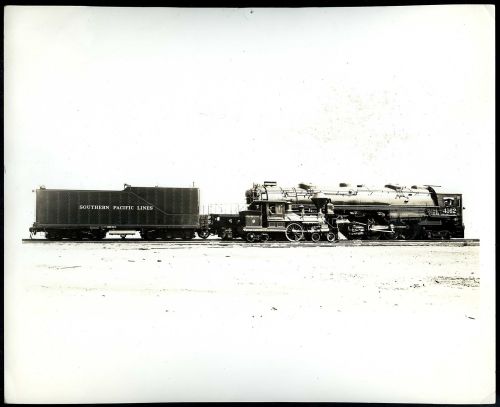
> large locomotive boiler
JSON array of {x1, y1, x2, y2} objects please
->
[{"x1": 245, "y1": 181, "x2": 464, "y2": 240}]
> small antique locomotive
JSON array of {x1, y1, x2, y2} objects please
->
[{"x1": 202, "y1": 196, "x2": 337, "y2": 242}]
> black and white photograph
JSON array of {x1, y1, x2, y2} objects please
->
[{"x1": 3, "y1": 5, "x2": 495, "y2": 403}]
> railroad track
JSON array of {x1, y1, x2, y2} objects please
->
[{"x1": 22, "y1": 239, "x2": 480, "y2": 247}]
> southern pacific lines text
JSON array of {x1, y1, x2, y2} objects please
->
[{"x1": 79, "y1": 205, "x2": 154, "y2": 210}]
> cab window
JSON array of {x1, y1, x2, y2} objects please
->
[
  {"x1": 443, "y1": 197, "x2": 455, "y2": 207},
  {"x1": 275, "y1": 203, "x2": 285, "y2": 215}
]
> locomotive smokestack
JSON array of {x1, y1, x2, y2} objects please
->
[{"x1": 311, "y1": 192, "x2": 329, "y2": 210}]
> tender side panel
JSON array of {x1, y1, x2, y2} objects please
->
[
  {"x1": 129, "y1": 187, "x2": 199, "y2": 226},
  {"x1": 35, "y1": 187, "x2": 200, "y2": 228}
]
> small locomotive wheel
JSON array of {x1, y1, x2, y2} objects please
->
[
  {"x1": 197, "y1": 230, "x2": 210, "y2": 239},
  {"x1": 326, "y1": 232, "x2": 336, "y2": 242},
  {"x1": 286, "y1": 223, "x2": 304, "y2": 242},
  {"x1": 311, "y1": 232, "x2": 321, "y2": 242},
  {"x1": 246, "y1": 232, "x2": 256, "y2": 243},
  {"x1": 260, "y1": 233, "x2": 270, "y2": 242}
]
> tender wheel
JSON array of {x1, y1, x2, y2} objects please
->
[
  {"x1": 197, "y1": 229, "x2": 210, "y2": 239},
  {"x1": 89, "y1": 230, "x2": 106, "y2": 240},
  {"x1": 69, "y1": 231, "x2": 82, "y2": 240},
  {"x1": 246, "y1": 232, "x2": 256, "y2": 243},
  {"x1": 260, "y1": 233, "x2": 270, "y2": 242},
  {"x1": 311, "y1": 232, "x2": 321, "y2": 242},
  {"x1": 285, "y1": 223, "x2": 304, "y2": 242},
  {"x1": 142, "y1": 230, "x2": 156, "y2": 240},
  {"x1": 46, "y1": 231, "x2": 62, "y2": 240},
  {"x1": 326, "y1": 232, "x2": 336, "y2": 242}
]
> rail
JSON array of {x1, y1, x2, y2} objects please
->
[{"x1": 22, "y1": 239, "x2": 480, "y2": 247}]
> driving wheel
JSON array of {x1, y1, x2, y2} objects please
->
[{"x1": 285, "y1": 223, "x2": 304, "y2": 242}]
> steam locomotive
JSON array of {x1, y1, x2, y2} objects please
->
[
  {"x1": 29, "y1": 181, "x2": 464, "y2": 241},
  {"x1": 243, "y1": 181, "x2": 464, "y2": 240}
]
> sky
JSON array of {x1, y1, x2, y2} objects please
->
[{"x1": 4, "y1": 5, "x2": 495, "y2": 239}]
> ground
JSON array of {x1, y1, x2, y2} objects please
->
[{"x1": 4, "y1": 241, "x2": 494, "y2": 403}]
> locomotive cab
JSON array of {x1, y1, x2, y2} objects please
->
[
  {"x1": 243, "y1": 200, "x2": 287, "y2": 228},
  {"x1": 238, "y1": 200, "x2": 290, "y2": 242}
]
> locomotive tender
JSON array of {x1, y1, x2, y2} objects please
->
[
  {"x1": 29, "y1": 180, "x2": 464, "y2": 241},
  {"x1": 29, "y1": 185, "x2": 200, "y2": 240}
]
